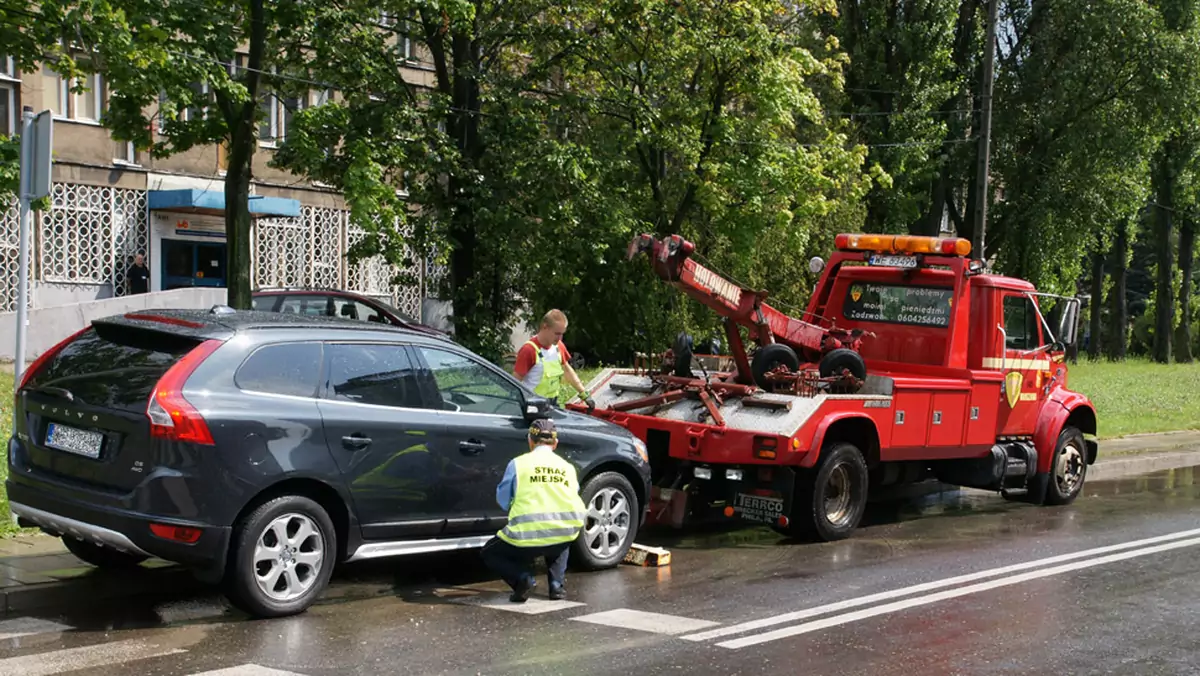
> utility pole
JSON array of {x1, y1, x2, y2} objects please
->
[{"x1": 972, "y1": 0, "x2": 999, "y2": 263}]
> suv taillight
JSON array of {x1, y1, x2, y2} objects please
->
[
  {"x1": 147, "y1": 339, "x2": 223, "y2": 445},
  {"x1": 17, "y1": 326, "x2": 93, "y2": 392}
]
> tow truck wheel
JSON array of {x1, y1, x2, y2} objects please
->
[
  {"x1": 777, "y1": 442, "x2": 869, "y2": 542},
  {"x1": 751, "y1": 344, "x2": 800, "y2": 389},
  {"x1": 1044, "y1": 426, "x2": 1087, "y2": 506},
  {"x1": 572, "y1": 472, "x2": 640, "y2": 571}
]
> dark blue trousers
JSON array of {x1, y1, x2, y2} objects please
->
[{"x1": 481, "y1": 536, "x2": 570, "y2": 592}]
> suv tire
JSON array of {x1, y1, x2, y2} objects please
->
[
  {"x1": 572, "y1": 472, "x2": 639, "y2": 571},
  {"x1": 62, "y1": 536, "x2": 148, "y2": 569},
  {"x1": 224, "y1": 495, "x2": 337, "y2": 618}
]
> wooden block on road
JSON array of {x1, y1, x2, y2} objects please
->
[{"x1": 622, "y1": 542, "x2": 671, "y2": 567}]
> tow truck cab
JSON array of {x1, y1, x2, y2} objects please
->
[{"x1": 573, "y1": 233, "x2": 1098, "y2": 541}]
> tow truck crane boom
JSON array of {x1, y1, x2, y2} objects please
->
[{"x1": 627, "y1": 233, "x2": 868, "y2": 388}]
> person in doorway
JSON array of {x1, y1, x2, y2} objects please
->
[
  {"x1": 481, "y1": 418, "x2": 587, "y2": 602},
  {"x1": 126, "y1": 253, "x2": 150, "y2": 295},
  {"x1": 513, "y1": 309, "x2": 595, "y2": 409}
]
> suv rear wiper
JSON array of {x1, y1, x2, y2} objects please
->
[{"x1": 28, "y1": 385, "x2": 76, "y2": 402}]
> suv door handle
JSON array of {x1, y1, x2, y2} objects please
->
[
  {"x1": 459, "y1": 440, "x2": 486, "y2": 455},
  {"x1": 341, "y1": 434, "x2": 373, "y2": 451}
]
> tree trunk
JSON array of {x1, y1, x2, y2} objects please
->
[
  {"x1": 1177, "y1": 217, "x2": 1195, "y2": 362},
  {"x1": 446, "y1": 28, "x2": 486, "y2": 348},
  {"x1": 1088, "y1": 241, "x2": 1104, "y2": 361},
  {"x1": 1106, "y1": 219, "x2": 1129, "y2": 360},
  {"x1": 1152, "y1": 139, "x2": 1177, "y2": 364},
  {"x1": 223, "y1": 0, "x2": 265, "y2": 310}
]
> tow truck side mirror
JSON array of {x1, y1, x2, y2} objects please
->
[{"x1": 1056, "y1": 299, "x2": 1081, "y2": 347}]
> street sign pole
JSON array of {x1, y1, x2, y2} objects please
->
[{"x1": 15, "y1": 107, "x2": 53, "y2": 383}]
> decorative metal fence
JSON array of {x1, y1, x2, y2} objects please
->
[{"x1": 2, "y1": 184, "x2": 433, "y2": 318}]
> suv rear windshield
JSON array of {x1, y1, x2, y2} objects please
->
[
  {"x1": 26, "y1": 326, "x2": 201, "y2": 413},
  {"x1": 841, "y1": 283, "x2": 953, "y2": 328}
]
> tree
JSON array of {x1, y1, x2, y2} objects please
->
[
  {"x1": 0, "y1": 2, "x2": 100, "y2": 200},
  {"x1": 1106, "y1": 217, "x2": 1133, "y2": 360},
  {"x1": 51, "y1": 0, "x2": 351, "y2": 308}
]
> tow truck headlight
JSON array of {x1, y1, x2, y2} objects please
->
[
  {"x1": 693, "y1": 467, "x2": 712, "y2": 480},
  {"x1": 725, "y1": 469, "x2": 743, "y2": 481}
]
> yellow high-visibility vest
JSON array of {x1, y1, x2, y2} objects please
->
[{"x1": 498, "y1": 446, "x2": 586, "y2": 547}]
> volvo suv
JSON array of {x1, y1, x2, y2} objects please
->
[{"x1": 7, "y1": 308, "x2": 650, "y2": 618}]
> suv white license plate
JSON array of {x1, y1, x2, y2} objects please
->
[
  {"x1": 45, "y1": 423, "x2": 103, "y2": 459},
  {"x1": 868, "y1": 254, "x2": 918, "y2": 268}
]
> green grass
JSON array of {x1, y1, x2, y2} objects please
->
[
  {"x1": 1068, "y1": 358, "x2": 1200, "y2": 440},
  {"x1": 575, "y1": 361, "x2": 1200, "y2": 441},
  {"x1": 0, "y1": 368, "x2": 17, "y2": 537}
]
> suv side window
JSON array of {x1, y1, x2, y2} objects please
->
[
  {"x1": 331, "y1": 297, "x2": 387, "y2": 324},
  {"x1": 326, "y1": 343, "x2": 424, "y2": 409},
  {"x1": 235, "y1": 342, "x2": 323, "y2": 398},
  {"x1": 1002, "y1": 295, "x2": 1041, "y2": 351},
  {"x1": 416, "y1": 347, "x2": 523, "y2": 418},
  {"x1": 280, "y1": 295, "x2": 329, "y2": 317}
]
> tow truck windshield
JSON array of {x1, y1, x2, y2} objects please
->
[{"x1": 841, "y1": 282, "x2": 953, "y2": 328}]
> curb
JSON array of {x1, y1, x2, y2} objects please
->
[
  {"x1": 0, "y1": 564, "x2": 204, "y2": 617},
  {"x1": 2, "y1": 444, "x2": 1199, "y2": 618}
]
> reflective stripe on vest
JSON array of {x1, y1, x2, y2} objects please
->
[
  {"x1": 498, "y1": 447, "x2": 587, "y2": 547},
  {"x1": 524, "y1": 339, "x2": 565, "y2": 399}
]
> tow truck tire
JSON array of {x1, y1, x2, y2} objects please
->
[
  {"x1": 780, "y1": 443, "x2": 870, "y2": 542},
  {"x1": 751, "y1": 344, "x2": 800, "y2": 389},
  {"x1": 1044, "y1": 426, "x2": 1087, "y2": 506},
  {"x1": 818, "y1": 348, "x2": 867, "y2": 382},
  {"x1": 572, "y1": 472, "x2": 640, "y2": 571}
]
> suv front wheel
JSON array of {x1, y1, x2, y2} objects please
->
[
  {"x1": 224, "y1": 495, "x2": 337, "y2": 618},
  {"x1": 572, "y1": 472, "x2": 639, "y2": 570}
]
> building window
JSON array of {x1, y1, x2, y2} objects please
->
[
  {"x1": 183, "y1": 81, "x2": 210, "y2": 121},
  {"x1": 42, "y1": 65, "x2": 105, "y2": 123},
  {"x1": 114, "y1": 139, "x2": 138, "y2": 165},
  {"x1": 0, "y1": 55, "x2": 18, "y2": 137}
]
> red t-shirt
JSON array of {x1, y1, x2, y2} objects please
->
[{"x1": 514, "y1": 338, "x2": 571, "y2": 380}]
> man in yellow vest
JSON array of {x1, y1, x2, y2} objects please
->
[
  {"x1": 481, "y1": 418, "x2": 588, "y2": 602},
  {"x1": 513, "y1": 309, "x2": 595, "y2": 409}
]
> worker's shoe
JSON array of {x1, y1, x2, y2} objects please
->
[
  {"x1": 510, "y1": 577, "x2": 536, "y2": 603},
  {"x1": 548, "y1": 584, "x2": 567, "y2": 601}
]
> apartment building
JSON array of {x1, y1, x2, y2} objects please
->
[{"x1": 0, "y1": 44, "x2": 442, "y2": 322}]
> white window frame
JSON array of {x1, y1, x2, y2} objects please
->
[
  {"x1": 113, "y1": 139, "x2": 139, "y2": 166},
  {"x1": 72, "y1": 71, "x2": 105, "y2": 123},
  {"x1": 182, "y1": 81, "x2": 210, "y2": 122},
  {"x1": 0, "y1": 58, "x2": 18, "y2": 137}
]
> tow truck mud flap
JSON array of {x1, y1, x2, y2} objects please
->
[{"x1": 725, "y1": 467, "x2": 796, "y2": 527}]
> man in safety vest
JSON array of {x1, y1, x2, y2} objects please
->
[
  {"x1": 513, "y1": 309, "x2": 596, "y2": 409},
  {"x1": 481, "y1": 418, "x2": 588, "y2": 602}
]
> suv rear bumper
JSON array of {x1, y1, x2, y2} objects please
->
[{"x1": 6, "y1": 481, "x2": 231, "y2": 582}]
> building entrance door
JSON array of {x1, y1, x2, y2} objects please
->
[{"x1": 162, "y1": 239, "x2": 227, "y2": 290}]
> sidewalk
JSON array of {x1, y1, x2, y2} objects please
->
[{"x1": 3, "y1": 431, "x2": 1200, "y2": 617}]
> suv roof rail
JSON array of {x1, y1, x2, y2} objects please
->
[{"x1": 209, "y1": 304, "x2": 237, "y2": 315}]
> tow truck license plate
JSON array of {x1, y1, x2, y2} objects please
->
[
  {"x1": 45, "y1": 423, "x2": 103, "y2": 459},
  {"x1": 869, "y1": 254, "x2": 918, "y2": 268}
]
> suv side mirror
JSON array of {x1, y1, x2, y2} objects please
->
[
  {"x1": 1056, "y1": 298, "x2": 1080, "y2": 347},
  {"x1": 524, "y1": 395, "x2": 552, "y2": 420}
]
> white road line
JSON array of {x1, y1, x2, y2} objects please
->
[
  {"x1": 452, "y1": 594, "x2": 587, "y2": 615},
  {"x1": 0, "y1": 638, "x2": 186, "y2": 676},
  {"x1": 682, "y1": 525, "x2": 1200, "y2": 642},
  {"x1": 572, "y1": 609, "x2": 720, "y2": 635},
  {"x1": 719, "y1": 534, "x2": 1200, "y2": 649},
  {"x1": 0, "y1": 617, "x2": 72, "y2": 641},
  {"x1": 189, "y1": 665, "x2": 309, "y2": 676}
]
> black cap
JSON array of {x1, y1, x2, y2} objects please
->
[{"x1": 529, "y1": 418, "x2": 558, "y2": 443}]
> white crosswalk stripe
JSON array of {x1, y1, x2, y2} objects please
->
[
  {"x1": 571, "y1": 609, "x2": 720, "y2": 635},
  {"x1": 451, "y1": 593, "x2": 586, "y2": 614},
  {"x1": 0, "y1": 617, "x2": 73, "y2": 641},
  {"x1": 188, "y1": 665, "x2": 310, "y2": 676},
  {"x1": 0, "y1": 637, "x2": 186, "y2": 676}
]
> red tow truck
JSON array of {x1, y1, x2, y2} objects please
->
[{"x1": 567, "y1": 233, "x2": 1098, "y2": 541}]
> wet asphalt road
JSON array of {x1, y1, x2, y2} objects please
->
[{"x1": 3, "y1": 466, "x2": 1200, "y2": 676}]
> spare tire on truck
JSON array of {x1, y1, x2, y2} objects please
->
[{"x1": 751, "y1": 343, "x2": 800, "y2": 389}]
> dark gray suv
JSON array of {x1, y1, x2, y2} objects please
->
[{"x1": 7, "y1": 308, "x2": 650, "y2": 617}]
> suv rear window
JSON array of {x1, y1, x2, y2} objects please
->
[
  {"x1": 26, "y1": 326, "x2": 200, "y2": 413},
  {"x1": 842, "y1": 283, "x2": 953, "y2": 328},
  {"x1": 235, "y1": 342, "x2": 323, "y2": 397}
]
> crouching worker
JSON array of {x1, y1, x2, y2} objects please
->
[{"x1": 482, "y1": 419, "x2": 587, "y2": 603}]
